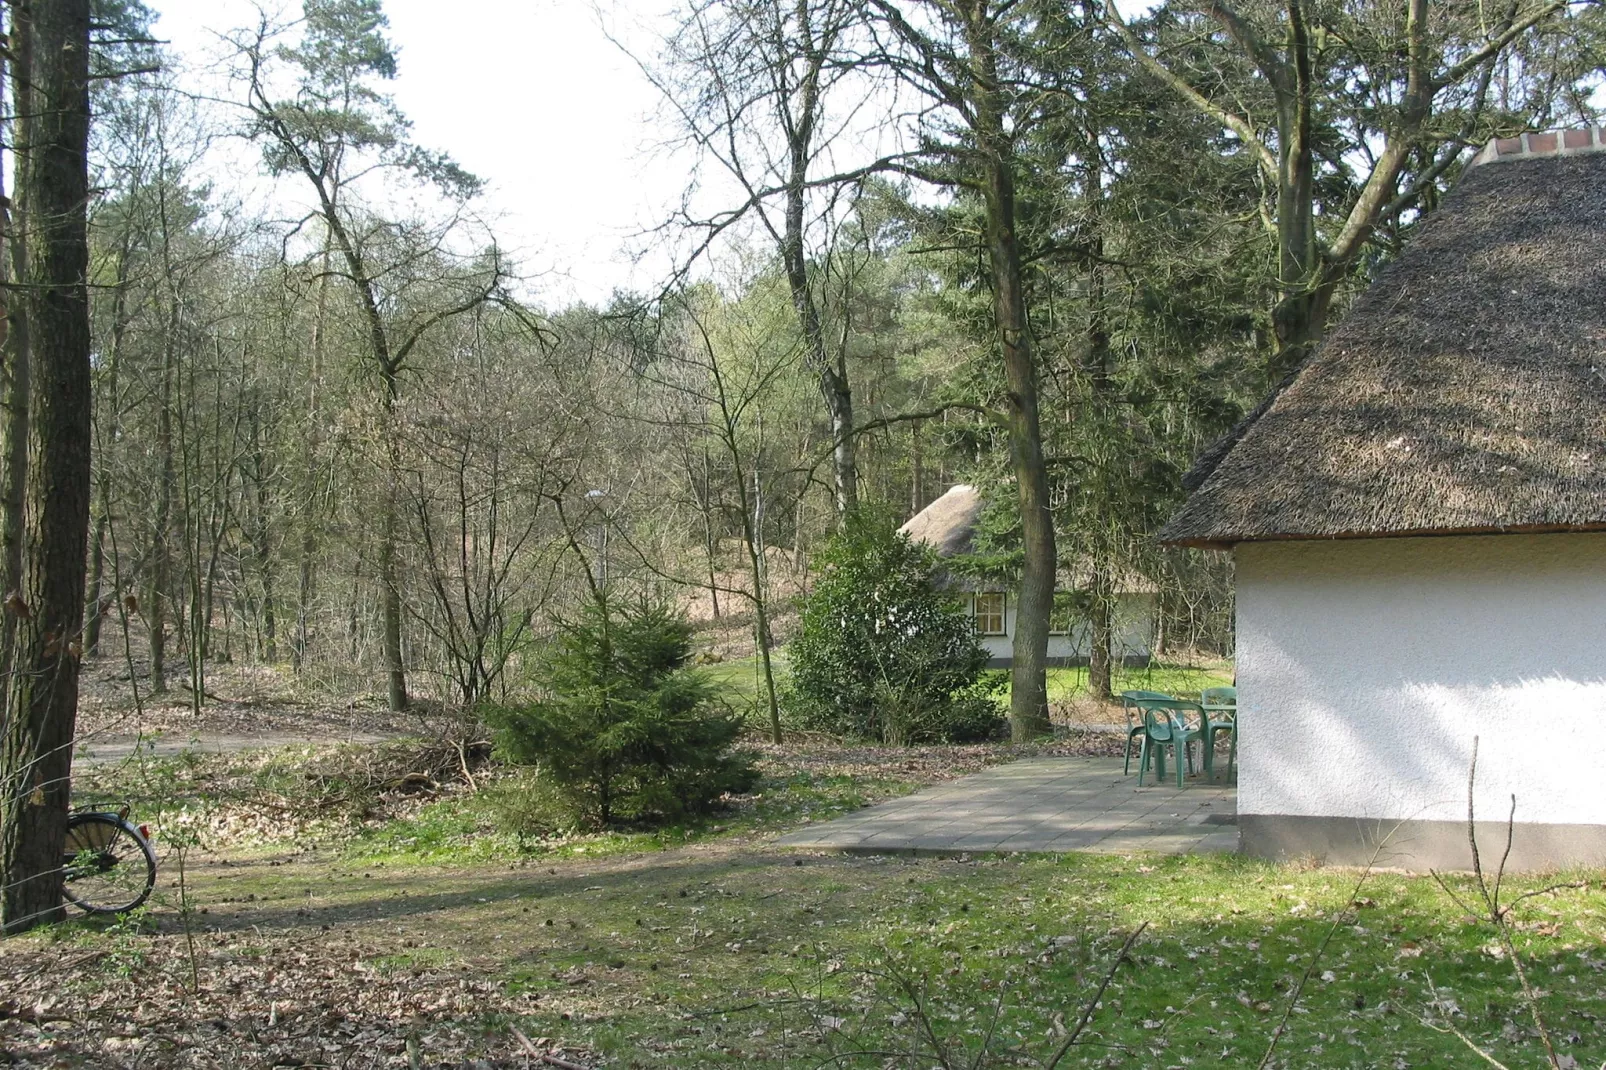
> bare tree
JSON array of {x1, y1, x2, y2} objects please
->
[
  {"x1": 653, "y1": 0, "x2": 899, "y2": 518},
  {"x1": 627, "y1": 289, "x2": 801, "y2": 743},
  {"x1": 401, "y1": 306, "x2": 568, "y2": 707},
  {"x1": 231, "y1": 0, "x2": 505, "y2": 709}
]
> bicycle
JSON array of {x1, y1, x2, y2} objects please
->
[{"x1": 61, "y1": 807, "x2": 157, "y2": 915}]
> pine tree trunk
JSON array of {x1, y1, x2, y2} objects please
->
[
  {"x1": 368, "y1": 297, "x2": 406, "y2": 712},
  {"x1": 0, "y1": 0, "x2": 92, "y2": 933},
  {"x1": 295, "y1": 529, "x2": 314, "y2": 668},
  {"x1": 259, "y1": 534, "x2": 277, "y2": 662},
  {"x1": 293, "y1": 250, "x2": 330, "y2": 671},
  {"x1": 380, "y1": 377, "x2": 407, "y2": 711},
  {"x1": 0, "y1": 39, "x2": 29, "y2": 695},
  {"x1": 307, "y1": 197, "x2": 408, "y2": 708},
  {"x1": 966, "y1": 8, "x2": 1053, "y2": 740}
]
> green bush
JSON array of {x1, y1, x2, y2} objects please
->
[
  {"x1": 484, "y1": 593, "x2": 757, "y2": 828},
  {"x1": 785, "y1": 509, "x2": 1003, "y2": 743}
]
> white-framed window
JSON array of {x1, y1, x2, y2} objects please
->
[{"x1": 973, "y1": 592, "x2": 1007, "y2": 636}]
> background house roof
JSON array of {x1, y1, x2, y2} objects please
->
[
  {"x1": 902, "y1": 484, "x2": 1156, "y2": 593},
  {"x1": 1162, "y1": 133, "x2": 1606, "y2": 549},
  {"x1": 900, "y1": 483, "x2": 985, "y2": 557}
]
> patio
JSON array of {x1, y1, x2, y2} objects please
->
[{"x1": 776, "y1": 756, "x2": 1237, "y2": 856}]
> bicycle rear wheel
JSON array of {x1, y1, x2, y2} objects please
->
[{"x1": 61, "y1": 812, "x2": 156, "y2": 915}]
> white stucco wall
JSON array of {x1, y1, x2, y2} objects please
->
[
  {"x1": 977, "y1": 594, "x2": 1155, "y2": 662},
  {"x1": 1236, "y1": 533, "x2": 1606, "y2": 827},
  {"x1": 980, "y1": 633, "x2": 1012, "y2": 660}
]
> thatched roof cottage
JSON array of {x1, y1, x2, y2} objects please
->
[
  {"x1": 903, "y1": 484, "x2": 1155, "y2": 668},
  {"x1": 1163, "y1": 128, "x2": 1606, "y2": 870}
]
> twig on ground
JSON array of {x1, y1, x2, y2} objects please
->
[
  {"x1": 1419, "y1": 975, "x2": 1514, "y2": 1070},
  {"x1": 512, "y1": 1025, "x2": 595, "y2": 1070},
  {"x1": 1044, "y1": 920, "x2": 1150, "y2": 1070},
  {"x1": 453, "y1": 736, "x2": 483, "y2": 793}
]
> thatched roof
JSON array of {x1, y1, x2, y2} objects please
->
[
  {"x1": 900, "y1": 484, "x2": 986, "y2": 557},
  {"x1": 1163, "y1": 135, "x2": 1606, "y2": 549},
  {"x1": 902, "y1": 484, "x2": 1155, "y2": 593}
]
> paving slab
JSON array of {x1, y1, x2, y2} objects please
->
[{"x1": 776, "y1": 756, "x2": 1236, "y2": 856}]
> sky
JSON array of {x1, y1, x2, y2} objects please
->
[
  {"x1": 150, "y1": 0, "x2": 683, "y2": 305},
  {"x1": 148, "y1": 0, "x2": 1155, "y2": 307}
]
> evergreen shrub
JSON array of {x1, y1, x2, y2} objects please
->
[
  {"x1": 483, "y1": 593, "x2": 757, "y2": 828},
  {"x1": 785, "y1": 509, "x2": 1003, "y2": 744}
]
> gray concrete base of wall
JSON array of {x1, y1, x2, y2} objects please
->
[{"x1": 1241, "y1": 813, "x2": 1606, "y2": 873}]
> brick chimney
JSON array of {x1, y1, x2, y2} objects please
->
[{"x1": 1469, "y1": 127, "x2": 1606, "y2": 168}]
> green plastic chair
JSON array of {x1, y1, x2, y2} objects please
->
[
  {"x1": 1136, "y1": 698, "x2": 1207, "y2": 788},
  {"x1": 1199, "y1": 687, "x2": 1238, "y2": 782},
  {"x1": 1119, "y1": 690, "x2": 1172, "y2": 775}
]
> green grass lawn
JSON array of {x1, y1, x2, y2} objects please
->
[
  {"x1": 25, "y1": 739, "x2": 1606, "y2": 1070},
  {"x1": 1045, "y1": 661, "x2": 1234, "y2": 707},
  {"x1": 700, "y1": 654, "x2": 789, "y2": 707},
  {"x1": 704, "y1": 655, "x2": 1234, "y2": 718}
]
